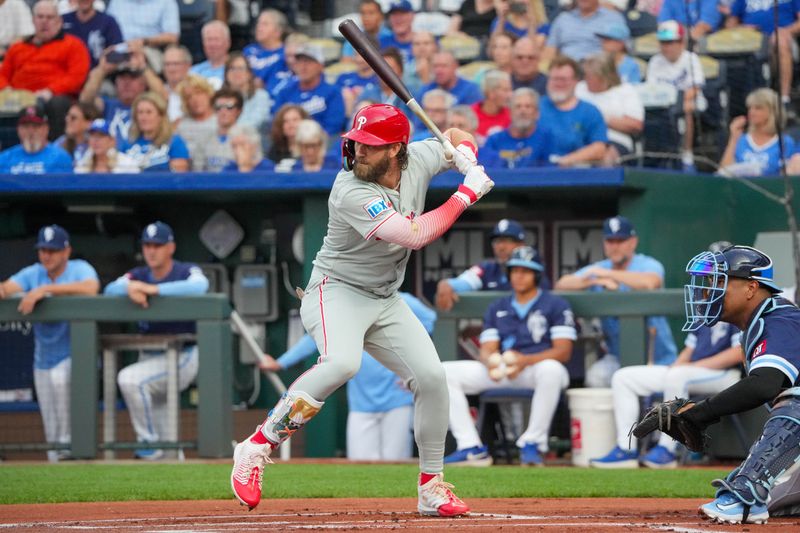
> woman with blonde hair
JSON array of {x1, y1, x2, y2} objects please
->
[
  {"x1": 721, "y1": 87, "x2": 797, "y2": 176},
  {"x1": 284, "y1": 119, "x2": 339, "y2": 172},
  {"x1": 576, "y1": 52, "x2": 644, "y2": 163},
  {"x1": 75, "y1": 119, "x2": 140, "y2": 173},
  {"x1": 175, "y1": 74, "x2": 217, "y2": 167},
  {"x1": 267, "y1": 103, "x2": 309, "y2": 164},
  {"x1": 222, "y1": 52, "x2": 271, "y2": 132},
  {"x1": 120, "y1": 92, "x2": 190, "y2": 172}
]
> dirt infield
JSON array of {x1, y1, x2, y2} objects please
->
[{"x1": 1, "y1": 498, "x2": 799, "y2": 532}]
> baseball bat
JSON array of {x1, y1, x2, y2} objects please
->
[{"x1": 338, "y1": 19, "x2": 456, "y2": 155}]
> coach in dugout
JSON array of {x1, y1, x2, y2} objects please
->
[
  {"x1": 103, "y1": 221, "x2": 208, "y2": 460},
  {"x1": 555, "y1": 216, "x2": 677, "y2": 386},
  {"x1": 0, "y1": 224, "x2": 100, "y2": 461}
]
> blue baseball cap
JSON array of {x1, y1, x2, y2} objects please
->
[
  {"x1": 388, "y1": 0, "x2": 413, "y2": 14},
  {"x1": 141, "y1": 221, "x2": 174, "y2": 245},
  {"x1": 491, "y1": 219, "x2": 526, "y2": 242},
  {"x1": 35, "y1": 224, "x2": 70, "y2": 250},
  {"x1": 603, "y1": 216, "x2": 636, "y2": 239},
  {"x1": 595, "y1": 23, "x2": 630, "y2": 42},
  {"x1": 506, "y1": 246, "x2": 544, "y2": 272},
  {"x1": 88, "y1": 119, "x2": 112, "y2": 136}
]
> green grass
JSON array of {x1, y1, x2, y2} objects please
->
[{"x1": 0, "y1": 464, "x2": 731, "y2": 504}]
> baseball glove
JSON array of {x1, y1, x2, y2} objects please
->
[{"x1": 631, "y1": 398, "x2": 706, "y2": 452}]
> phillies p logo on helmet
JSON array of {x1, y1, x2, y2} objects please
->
[{"x1": 357, "y1": 116, "x2": 368, "y2": 130}]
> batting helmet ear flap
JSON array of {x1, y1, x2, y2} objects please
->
[{"x1": 342, "y1": 139, "x2": 355, "y2": 171}]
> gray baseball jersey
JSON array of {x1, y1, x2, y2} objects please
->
[{"x1": 309, "y1": 139, "x2": 449, "y2": 297}]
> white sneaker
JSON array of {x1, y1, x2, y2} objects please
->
[
  {"x1": 230, "y1": 431, "x2": 273, "y2": 510},
  {"x1": 417, "y1": 473, "x2": 470, "y2": 517}
]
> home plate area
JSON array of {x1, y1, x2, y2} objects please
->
[{"x1": 1, "y1": 498, "x2": 799, "y2": 532}]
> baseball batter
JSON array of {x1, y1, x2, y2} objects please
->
[{"x1": 231, "y1": 103, "x2": 494, "y2": 516}]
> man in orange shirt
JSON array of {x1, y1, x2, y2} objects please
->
[{"x1": 0, "y1": 0, "x2": 90, "y2": 138}]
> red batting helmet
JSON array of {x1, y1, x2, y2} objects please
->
[{"x1": 342, "y1": 104, "x2": 410, "y2": 171}]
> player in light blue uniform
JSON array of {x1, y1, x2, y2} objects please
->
[
  {"x1": 104, "y1": 221, "x2": 209, "y2": 459},
  {"x1": 443, "y1": 246, "x2": 575, "y2": 466},
  {"x1": 555, "y1": 216, "x2": 677, "y2": 386},
  {"x1": 260, "y1": 293, "x2": 435, "y2": 460},
  {"x1": 667, "y1": 245, "x2": 800, "y2": 524},
  {"x1": 0, "y1": 225, "x2": 100, "y2": 461}
]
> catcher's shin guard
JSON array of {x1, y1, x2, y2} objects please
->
[
  {"x1": 711, "y1": 398, "x2": 800, "y2": 511},
  {"x1": 262, "y1": 390, "x2": 324, "y2": 445}
]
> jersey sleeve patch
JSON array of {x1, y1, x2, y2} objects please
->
[{"x1": 363, "y1": 197, "x2": 392, "y2": 219}]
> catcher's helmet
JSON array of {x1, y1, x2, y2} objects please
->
[
  {"x1": 506, "y1": 245, "x2": 544, "y2": 272},
  {"x1": 342, "y1": 104, "x2": 410, "y2": 171},
  {"x1": 683, "y1": 245, "x2": 780, "y2": 331},
  {"x1": 491, "y1": 219, "x2": 526, "y2": 242}
]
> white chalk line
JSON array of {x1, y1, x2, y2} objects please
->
[{"x1": 0, "y1": 511, "x2": 742, "y2": 532}]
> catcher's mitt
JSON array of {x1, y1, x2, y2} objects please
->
[{"x1": 631, "y1": 398, "x2": 706, "y2": 452}]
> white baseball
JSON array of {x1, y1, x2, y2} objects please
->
[
  {"x1": 487, "y1": 352, "x2": 503, "y2": 368},
  {"x1": 501, "y1": 351, "x2": 518, "y2": 366},
  {"x1": 489, "y1": 366, "x2": 506, "y2": 381}
]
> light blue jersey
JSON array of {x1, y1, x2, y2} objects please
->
[
  {"x1": 575, "y1": 254, "x2": 677, "y2": 364},
  {"x1": 10, "y1": 260, "x2": 98, "y2": 370},
  {"x1": 734, "y1": 133, "x2": 796, "y2": 176},
  {"x1": 276, "y1": 293, "x2": 436, "y2": 413}
]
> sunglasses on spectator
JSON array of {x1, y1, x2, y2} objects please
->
[{"x1": 214, "y1": 103, "x2": 240, "y2": 111}]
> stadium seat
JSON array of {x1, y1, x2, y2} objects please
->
[
  {"x1": 309, "y1": 38, "x2": 343, "y2": 65},
  {"x1": 694, "y1": 56, "x2": 730, "y2": 164},
  {"x1": 457, "y1": 60, "x2": 497, "y2": 83},
  {"x1": 701, "y1": 27, "x2": 764, "y2": 56},
  {"x1": 632, "y1": 32, "x2": 658, "y2": 59},
  {"x1": 635, "y1": 83, "x2": 683, "y2": 169},
  {"x1": 440, "y1": 34, "x2": 482, "y2": 63},
  {"x1": 412, "y1": 12, "x2": 452, "y2": 36}
]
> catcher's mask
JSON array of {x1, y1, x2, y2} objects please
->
[
  {"x1": 683, "y1": 245, "x2": 780, "y2": 331},
  {"x1": 341, "y1": 104, "x2": 409, "y2": 171}
]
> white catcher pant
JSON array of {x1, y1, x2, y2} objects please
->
[
  {"x1": 612, "y1": 364, "x2": 741, "y2": 452},
  {"x1": 34, "y1": 357, "x2": 71, "y2": 462},
  {"x1": 346, "y1": 405, "x2": 414, "y2": 460},
  {"x1": 444, "y1": 358, "x2": 569, "y2": 451},
  {"x1": 117, "y1": 346, "x2": 199, "y2": 443}
]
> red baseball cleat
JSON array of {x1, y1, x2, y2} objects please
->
[
  {"x1": 230, "y1": 432, "x2": 273, "y2": 510},
  {"x1": 417, "y1": 473, "x2": 470, "y2": 517}
]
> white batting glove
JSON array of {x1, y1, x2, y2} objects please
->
[
  {"x1": 454, "y1": 165, "x2": 494, "y2": 206},
  {"x1": 449, "y1": 141, "x2": 478, "y2": 175}
]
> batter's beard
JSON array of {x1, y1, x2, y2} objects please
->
[{"x1": 353, "y1": 152, "x2": 391, "y2": 183}]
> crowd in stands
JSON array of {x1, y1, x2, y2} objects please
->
[{"x1": 1, "y1": 0, "x2": 800, "y2": 176}]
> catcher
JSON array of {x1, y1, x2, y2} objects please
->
[{"x1": 632, "y1": 244, "x2": 800, "y2": 525}]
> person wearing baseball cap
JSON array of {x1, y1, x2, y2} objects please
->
[
  {"x1": 0, "y1": 224, "x2": 100, "y2": 461},
  {"x1": 270, "y1": 42, "x2": 346, "y2": 135},
  {"x1": 647, "y1": 20, "x2": 707, "y2": 171},
  {"x1": 595, "y1": 23, "x2": 641, "y2": 84},
  {"x1": 555, "y1": 215, "x2": 677, "y2": 386},
  {"x1": 0, "y1": 105, "x2": 74, "y2": 174},
  {"x1": 380, "y1": 0, "x2": 415, "y2": 65},
  {"x1": 75, "y1": 119, "x2": 140, "y2": 173},
  {"x1": 104, "y1": 221, "x2": 209, "y2": 459},
  {"x1": 435, "y1": 218, "x2": 551, "y2": 311}
]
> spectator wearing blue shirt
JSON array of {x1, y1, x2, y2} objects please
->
[
  {"x1": 0, "y1": 105, "x2": 73, "y2": 174},
  {"x1": 259, "y1": 292, "x2": 436, "y2": 460},
  {"x1": 411, "y1": 89, "x2": 455, "y2": 142},
  {"x1": 659, "y1": 0, "x2": 723, "y2": 40},
  {"x1": 483, "y1": 87, "x2": 555, "y2": 168},
  {"x1": 596, "y1": 23, "x2": 642, "y2": 84},
  {"x1": 106, "y1": 0, "x2": 180, "y2": 73},
  {"x1": 119, "y1": 91, "x2": 190, "y2": 172},
  {"x1": 189, "y1": 21, "x2": 230, "y2": 90},
  {"x1": 243, "y1": 9, "x2": 291, "y2": 97},
  {"x1": 62, "y1": 0, "x2": 123, "y2": 68},
  {"x1": 104, "y1": 221, "x2": 209, "y2": 459},
  {"x1": 543, "y1": 0, "x2": 626, "y2": 63},
  {"x1": 380, "y1": 0, "x2": 415, "y2": 65},
  {"x1": 510, "y1": 37, "x2": 548, "y2": 95},
  {"x1": 342, "y1": 0, "x2": 392, "y2": 62},
  {"x1": 283, "y1": 119, "x2": 340, "y2": 173},
  {"x1": 539, "y1": 55, "x2": 608, "y2": 166},
  {"x1": 721, "y1": 87, "x2": 798, "y2": 176},
  {"x1": 225, "y1": 123, "x2": 275, "y2": 172},
  {"x1": 271, "y1": 43, "x2": 346, "y2": 136},
  {"x1": 79, "y1": 48, "x2": 167, "y2": 142},
  {"x1": 0, "y1": 224, "x2": 100, "y2": 461},
  {"x1": 555, "y1": 216, "x2": 678, "y2": 387},
  {"x1": 359, "y1": 47, "x2": 409, "y2": 109},
  {"x1": 418, "y1": 51, "x2": 483, "y2": 106},
  {"x1": 727, "y1": 0, "x2": 800, "y2": 105}
]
